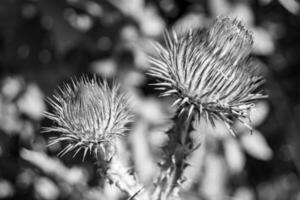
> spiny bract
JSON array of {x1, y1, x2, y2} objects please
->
[
  {"x1": 44, "y1": 76, "x2": 133, "y2": 160},
  {"x1": 148, "y1": 17, "x2": 267, "y2": 136}
]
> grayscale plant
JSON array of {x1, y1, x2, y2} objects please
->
[
  {"x1": 44, "y1": 77, "x2": 145, "y2": 199},
  {"x1": 148, "y1": 17, "x2": 267, "y2": 136},
  {"x1": 147, "y1": 17, "x2": 268, "y2": 200},
  {"x1": 44, "y1": 16, "x2": 268, "y2": 200},
  {"x1": 44, "y1": 76, "x2": 133, "y2": 161}
]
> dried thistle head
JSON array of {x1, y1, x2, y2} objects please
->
[
  {"x1": 44, "y1": 76, "x2": 133, "y2": 160},
  {"x1": 148, "y1": 17, "x2": 267, "y2": 136}
]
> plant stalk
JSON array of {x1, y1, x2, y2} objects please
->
[
  {"x1": 95, "y1": 147, "x2": 147, "y2": 200},
  {"x1": 153, "y1": 110, "x2": 195, "y2": 200}
]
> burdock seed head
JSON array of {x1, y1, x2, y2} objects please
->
[
  {"x1": 148, "y1": 17, "x2": 267, "y2": 136},
  {"x1": 44, "y1": 76, "x2": 133, "y2": 160}
]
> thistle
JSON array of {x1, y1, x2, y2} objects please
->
[
  {"x1": 148, "y1": 17, "x2": 267, "y2": 136},
  {"x1": 44, "y1": 76, "x2": 147, "y2": 199},
  {"x1": 148, "y1": 17, "x2": 267, "y2": 199},
  {"x1": 44, "y1": 76, "x2": 133, "y2": 161}
]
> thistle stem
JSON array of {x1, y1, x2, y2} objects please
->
[
  {"x1": 153, "y1": 110, "x2": 195, "y2": 200},
  {"x1": 95, "y1": 149, "x2": 147, "y2": 200}
]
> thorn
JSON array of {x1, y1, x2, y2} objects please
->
[
  {"x1": 82, "y1": 147, "x2": 89, "y2": 162},
  {"x1": 199, "y1": 105, "x2": 203, "y2": 114},
  {"x1": 183, "y1": 162, "x2": 191, "y2": 169},
  {"x1": 160, "y1": 89, "x2": 177, "y2": 97},
  {"x1": 72, "y1": 147, "x2": 82, "y2": 158},
  {"x1": 149, "y1": 82, "x2": 172, "y2": 87},
  {"x1": 187, "y1": 105, "x2": 195, "y2": 120},
  {"x1": 238, "y1": 118, "x2": 253, "y2": 134},
  {"x1": 178, "y1": 176, "x2": 187, "y2": 185},
  {"x1": 171, "y1": 98, "x2": 182, "y2": 108},
  {"x1": 88, "y1": 143, "x2": 93, "y2": 154},
  {"x1": 171, "y1": 155, "x2": 176, "y2": 164},
  {"x1": 60, "y1": 144, "x2": 74, "y2": 158},
  {"x1": 156, "y1": 87, "x2": 167, "y2": 91},
  {"x1": 207, "y1": 112, "x2": 216, "y2": 127},
  {"x1": 224, "y1": 122, "x2": 237, "y2": 137},
  {"x1": 178, "y1": 108, "x2": 185, "y2": 116},
  {"x1": 94, "y1": 147, "x2": 98, "y2": 159},
  {"x1": 57, "y1": 144, "x2": 72, "y2": 157},
  {"x1": 47, "y1": 139, "x2": 61, "y2": 147},
  {"x1": 127, "y1": 187, "x2": 144, "y2": 200},
  {"x1": 179, "y1": 97, "x2": 189, "y2": 107},
  {"x1": 191, "y1": 142, "x2": 201, "y2": 152}
]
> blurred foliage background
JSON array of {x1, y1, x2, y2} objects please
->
[{"x1": 0, "y1": 0, "x2": 300, "y2": 199}]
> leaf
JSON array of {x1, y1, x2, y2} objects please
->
[
  {"x1": 224, "y1": 138, "x2": 245, "y2": 173},
  {"x1": 252, "y1": 27, "x2": 275, "y2": 55},
  {"x1": 17, "y1": 84, "x2": 46, "y2": 120},
  {"x1": 201, "y1": 153, "x2": 227, "y2": 199},
  {"x1": 278, "y1": 0, "x2": 300, "y2": 15},
  {"x1": 173, "y1": 13, "x2": 206, "y2": 34},
  {"x1": 34, "y1": 177, "x2": 59, "y2": 200},
  {"x1": 240, "y1": 130, "x2": 273, "y2": 161},
  {"x1": 90, "y1": 59, "x2": 117, "y2": 78},
  {"x1": 248, "y1": 101, "x2": 269, "y2": 127},
  {"x1": 233, "y1": 187, "x2": 255, "y2": 200}
]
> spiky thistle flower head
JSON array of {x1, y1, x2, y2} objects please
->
[
  {"x1": 148, "y1": 17, "x2": 267, "y2": 136},
  {"x1": 44, "y1": 76, "x2": 133, "y2": 160}
]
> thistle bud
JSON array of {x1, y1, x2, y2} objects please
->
[
  {"x1": 148, "y1": 17, "x2": 267, "y2": 136},
  {"x1": 44, "y1": 76, "x2": 133, "y2": 161},
  {"x1": 206, "y1": 17, "x2": 253, "y2": 63}
]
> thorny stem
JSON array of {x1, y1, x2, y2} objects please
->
[
  {"x1": 153, "y1": 110, "x2": 195, "y2": 200},
  {"x1": 94, "y1": 147, "x2": 146, "y2": 200}
]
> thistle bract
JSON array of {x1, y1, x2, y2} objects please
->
[
  {"x1": 148, "y1": 17, "x2": 267, "y2": 136},
  {"x1": 44, "y1": 76, "x2": 133, "y2": 160}
]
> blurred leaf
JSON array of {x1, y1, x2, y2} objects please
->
[
  {"x1": 248, "y1": 101, "x2": 269, "y2": 127},
  {"x1": 17, "y1": 84, "x2": 46, "y2": 120},
  {"x1": 66, "y1": 167, "x2": 88, "y2": 185},
  {"x1": 136, "y1": 98, "x2": 168, "y2": 124},
  {"x1": 1, "y1": 77, "x2": 24, "y2": 100},
  {"x1": 194, "y1": 118, "x2": 230, "y2": 140},
  {"x1": 20, "y1": 149, "x2": 88, "y2": 185},
  {"x1": 252, "y1": 27, "x2": 275, "y2": 55},
  {"x1": 173, "y1": 13, "x2": 206, "y2": 34},
  {"x1": 0, "y1": 180, "x2": 14, "y2": 199},
  {"x1": 34, "y1": 177, "x2": 59, "y2": 200},
  {"x1": 233, "y1": 187, "x2": 254, "y2": 200},
  {"x1": 228, "y1": 3, "x2": 254, "y2": 25},
  {"x1": 240, "y1": 130, "x2": 273, "y2": 161},
  {"x1": 209, "y1": 0, "x2": 231, "y2": 17},
  {"x1": 209, "y1": 0, "x2": 254, "y2": 25},
  {"x1": 110, "y1": 0, "x2": 164, "y2": 37},
  {"x1": 90, "y1": 58, "x2": 117, "y2": 78},
  {"x1": 130, "y1": 122, "x2": 160, "y2": 183},
  {"x1": 278, "y1": 0, "x2": 300, "y2": 15},
  {"x1": 111, "y1": 0, "x2": 145, "y2": 15},
  {"x1": 201, "y1": 153, "x2": 227, "y2": 200},
  {"x1": 16, "y1": 169, "x2": 35, "y2": 190},
  {"x1": 0, "y1": 98, "x2": 21, "y2": 134},
  {"x1": 139, "y1": 6, "x2": 165, "y2": 37},
  {"x1": 224, "y1": 138, "x2": 245, "y2": 174}
]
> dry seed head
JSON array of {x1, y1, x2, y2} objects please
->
[
  {"x1": 44, "y1": 76, "x2": 133, "y2": 160},
  {"x1": 148, "y1": 17, "x2": 267, "y2": 136}
]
